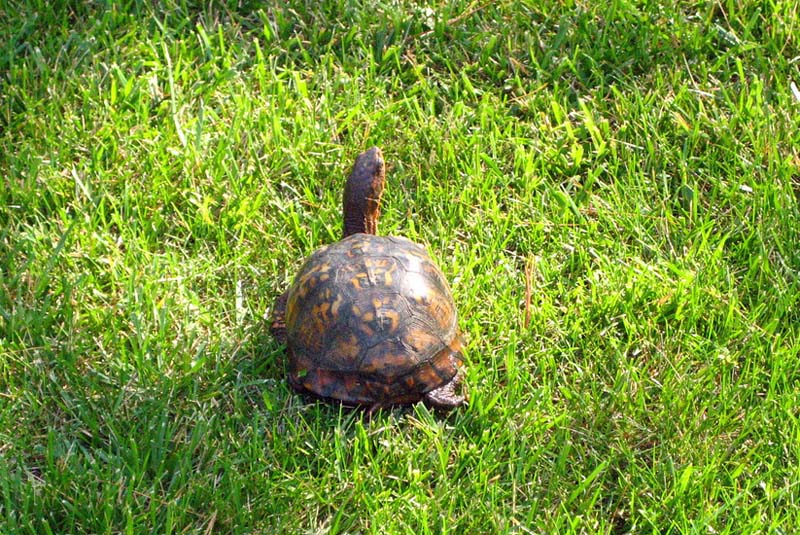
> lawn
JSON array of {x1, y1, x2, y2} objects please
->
[{"x1": 2, "y1": 1, "x2": 800, "y2": 533}]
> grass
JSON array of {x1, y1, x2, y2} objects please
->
[{"x1": 2, "y1": 0, "x2": 800, "y2": 533}]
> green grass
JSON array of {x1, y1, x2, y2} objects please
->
[{"x1": 2, "y1": 0, "x2": 800, "y2": 533}]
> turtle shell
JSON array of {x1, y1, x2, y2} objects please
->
[{"x1": 283, "y1": 233, "x2": 464, "y2": 406}]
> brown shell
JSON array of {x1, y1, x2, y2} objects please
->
[{"x1": 284, "y1": 233, "x2": 463, "y2": 405}]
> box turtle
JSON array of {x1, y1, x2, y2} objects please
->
[{"x1": 271, "y1": 147, "x2": 465, "y2": 411}]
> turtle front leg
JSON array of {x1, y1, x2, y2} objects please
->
[
  {"x1": 423, "y1": 369, "x2": 466, "y2": 410},
  {"x1": 270, "y1": 291, "x2": 289, "y2": 344}
]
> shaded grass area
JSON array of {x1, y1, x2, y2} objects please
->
[{"x1": 2, "y1": 1, "x2": 800, "y2": 533}]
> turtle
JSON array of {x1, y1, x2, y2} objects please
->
[{"x1": 270, "y1": 146, "x2": 465, "y2": 411}]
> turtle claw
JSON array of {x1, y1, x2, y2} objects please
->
[{"x1": 365, "y1": 402, "x2": 385, "y2": 420}]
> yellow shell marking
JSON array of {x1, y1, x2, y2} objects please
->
[{"x1": 330, "y1": 293, "x2": 343, "y2": 319}]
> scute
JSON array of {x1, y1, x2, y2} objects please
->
[
  {"x1": 336, "y1": 254, "x2": 399, "y2": 292},
  {"x1": 359, "y1": 337, "x2": 426, "y2": 380},
  {"x1": 347, "y1": 291, "x2": 409, "y2": 344}
]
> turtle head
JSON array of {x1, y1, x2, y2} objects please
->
[{"x1": 343, "y1": 146, "x2": 385, "y2": 237}]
